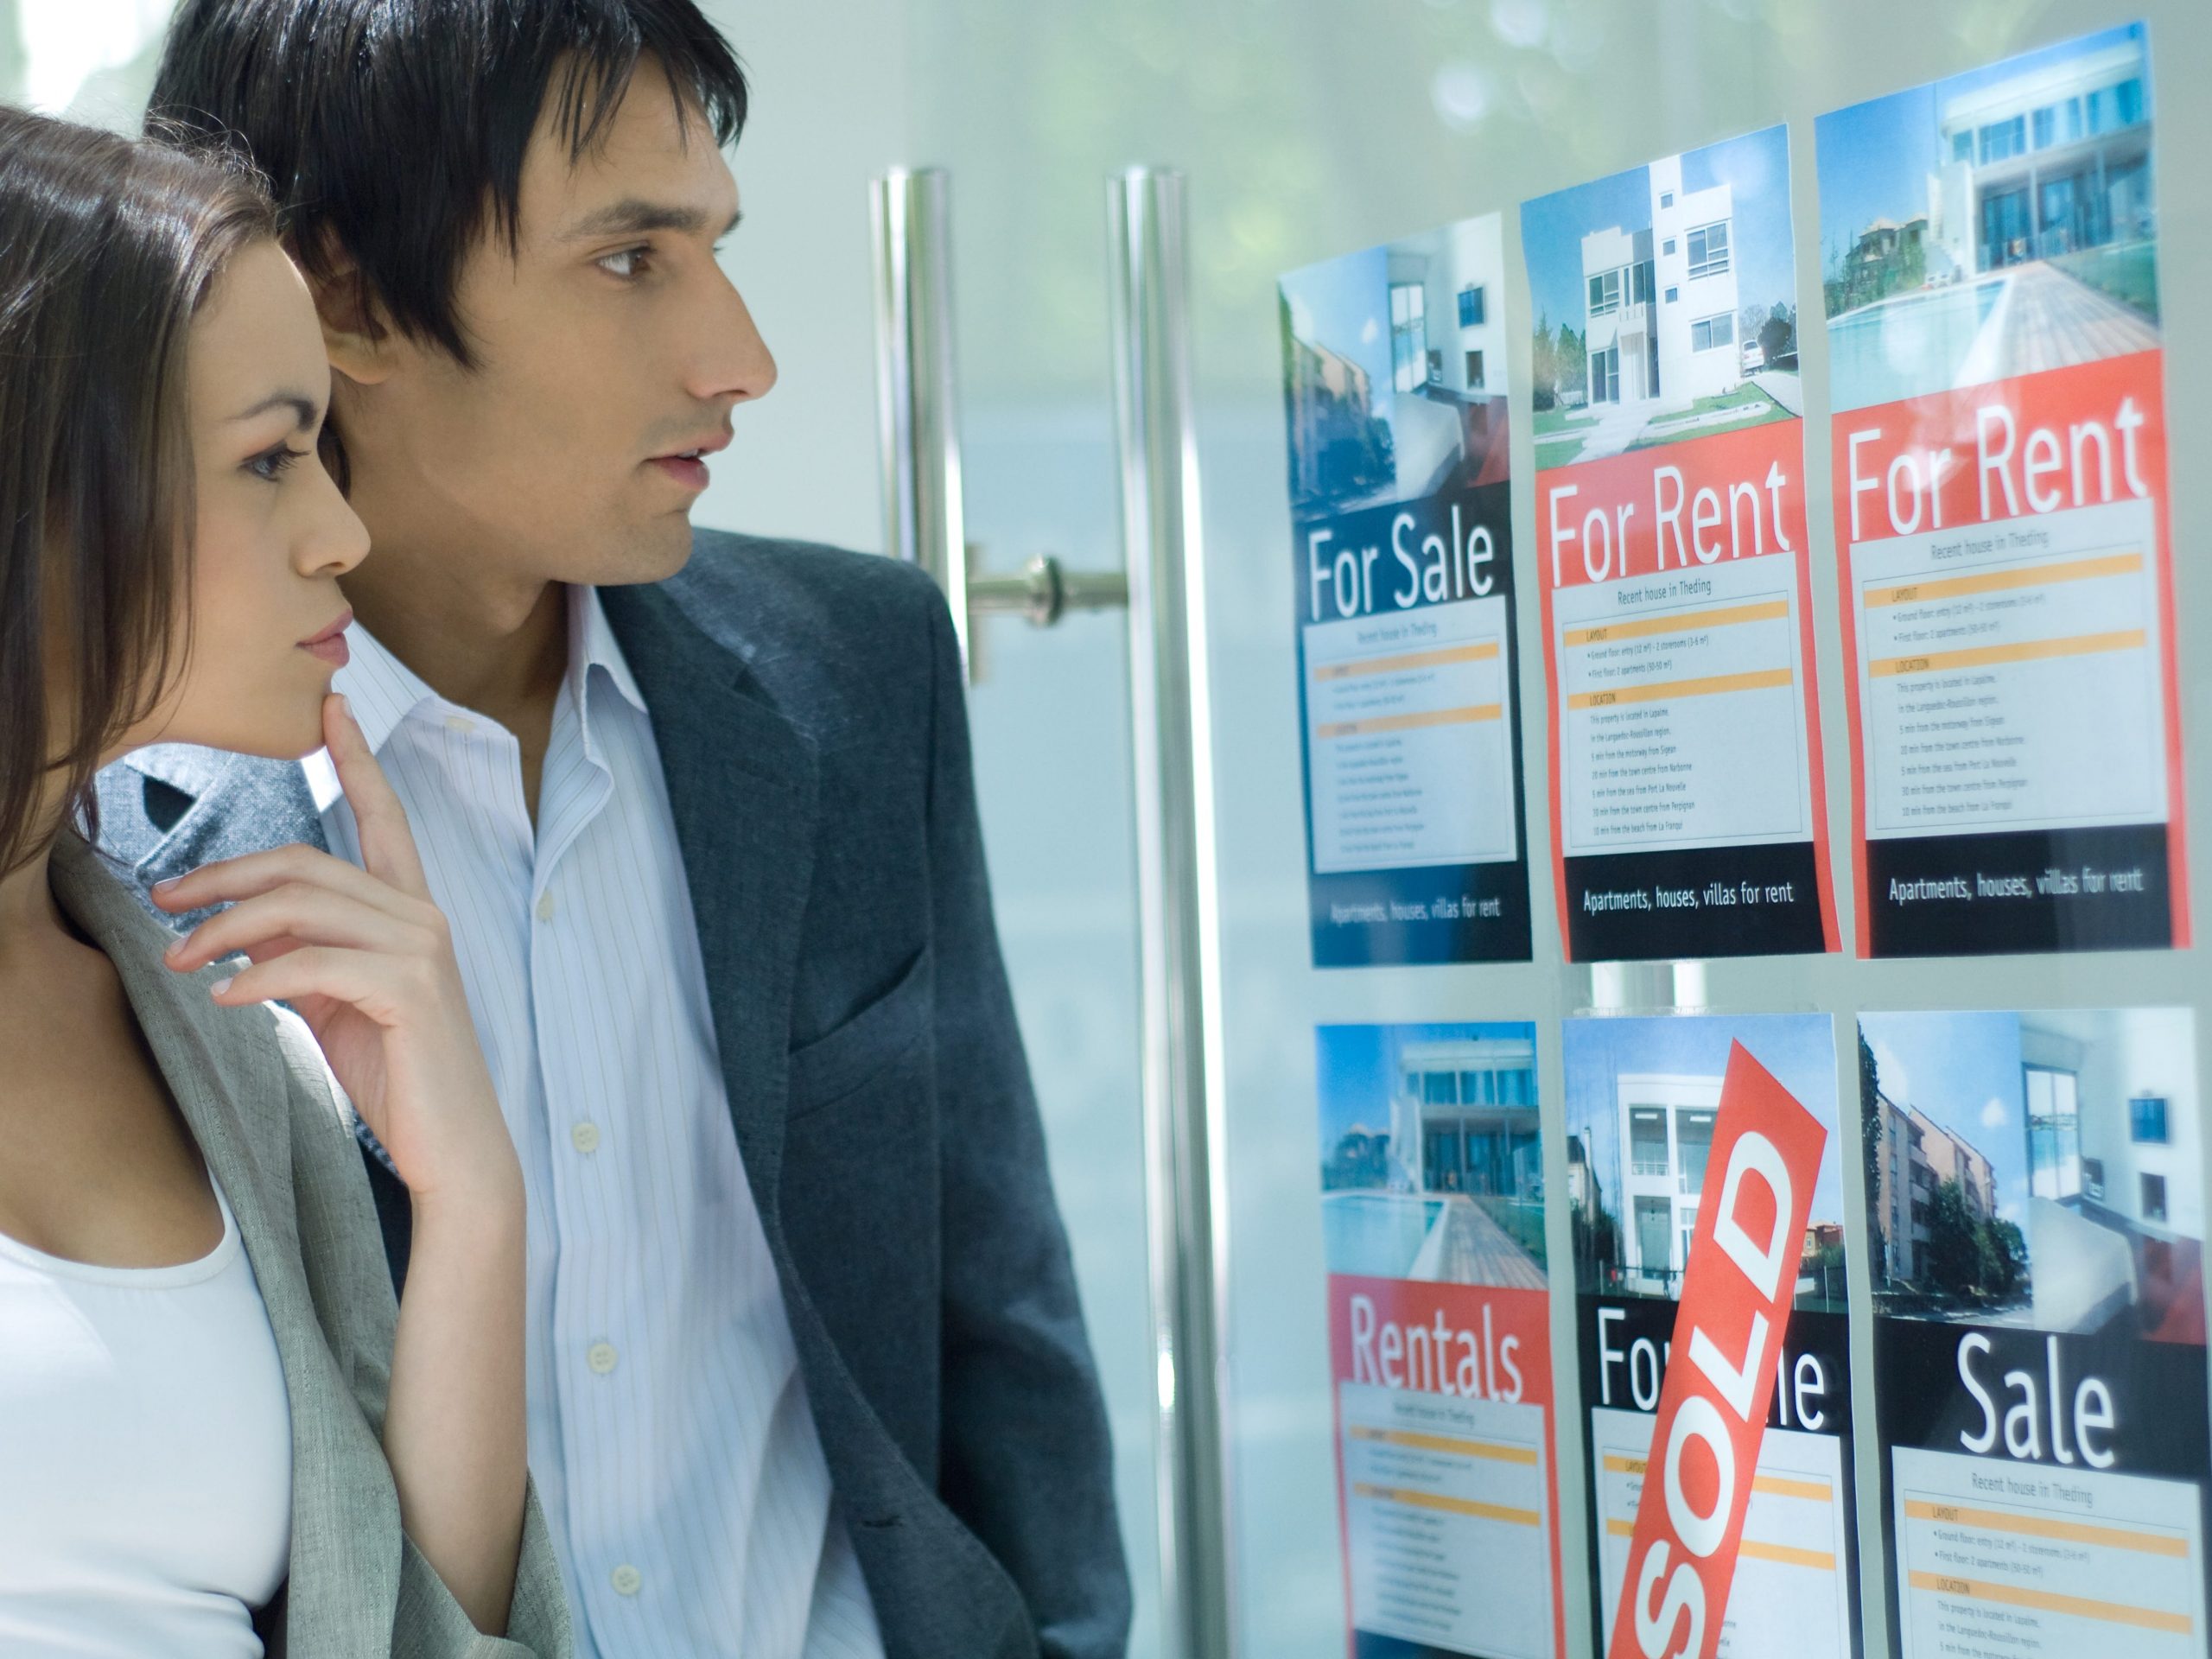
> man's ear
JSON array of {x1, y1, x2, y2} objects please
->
[{"x1": 296, "y1": 238, "x2": 396, "y2": 387}]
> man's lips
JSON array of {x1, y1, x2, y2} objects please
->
[
  {"x1": 300, "y1": 607, "x2": 353, "y2": 668},
  {"x1": 647, "y1": 430, "x2": 731, "y2": 494}
]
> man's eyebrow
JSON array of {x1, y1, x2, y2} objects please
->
[
  {"x1": 562, "y1": 198, "x2": 744, "y2": 241},
  {"x1": 229, "y1": 392, "x2": 320, "y2": 430}
]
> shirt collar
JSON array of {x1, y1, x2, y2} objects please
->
[
  {"x1": 330, "y1": 585, "x2": 645, "y2": 746},
  {"x1": 569, "y1": 582, "x2": 648, "y2": 721},
  {"x1": 311, "y1": 585, "x2": 646, "y2": 812}
]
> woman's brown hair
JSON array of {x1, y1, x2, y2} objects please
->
[{"x1": 0, "y1": 106, "x2": 278, "y2": 879}]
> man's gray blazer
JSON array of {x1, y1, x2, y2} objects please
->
[{"x1": 95, "y1": 531, "x2": 1133, "y2": 1659}]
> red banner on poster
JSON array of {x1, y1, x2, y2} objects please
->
[
  {"x1": 1537, "y1": 416, "x2": 1807, "y2": 593},
  {"x1": 1605, "y1": 1044, "x2": 1827, "y2": 1659}
]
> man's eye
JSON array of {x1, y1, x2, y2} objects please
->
[
  {"x1": 247, "y1": 445, "x2": 308, "y2": 482},
  {"x1": 597, "y1": 245, "x2": 652, "y2": 279}
]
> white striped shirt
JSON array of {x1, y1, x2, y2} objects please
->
[{"x1": 317, "y1": 587, "x2": 884, "y2": 1659}]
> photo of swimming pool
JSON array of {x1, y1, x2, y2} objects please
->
[
  {"x1": 1825, "y1": 276, "x2": 2005, "y2": 410},
  {"x1": 1317, "y1": 1022, "x2": 1549, "y2": 1291}
]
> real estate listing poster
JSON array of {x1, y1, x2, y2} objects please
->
[
  {"x1": 1857, "y1": 1010, "x2": 2210, "y2": 1658},
  {"x1": 1279, "y1": 215, "x2": 1533, "y2": 967},
  {"x1": 1816, "y1": 22, "x2": 2189, "y2": 957},
  {"x1": 1519, "y1": 129, "x2": 1836, "y2": 962},
  {"x1": 1562, "y1": 1013, "x2": 1859, "y2": 1659},
  {"x1": 1317, "y1": 1023, "x2": 1563, "y2": 1658}
]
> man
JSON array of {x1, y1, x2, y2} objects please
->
[{"x1": 95, "y1": 3, "x2": 1130, "y2": 1657}]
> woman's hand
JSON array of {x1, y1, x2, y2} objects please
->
[
  {"x1": 159, "y1": 692, "x2": 530, "y2": 1632},
  {"x1": 154, "y1": 693, "x2": 518, "y2": 1212}
]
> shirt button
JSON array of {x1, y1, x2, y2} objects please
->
[
  {"x1": 535, "y1": 891, "x2": 556, "y2": 922},
  {"x1": 571, "y1": 1122, "x2": 601, "y2": 1154},
  {"x1": 611, "y1": 1564, "x2": 642, "y2": 1596},
  {"x1": 443, "y1": 713, "x2": 474, "y2": 734},
  {"x1": 587, "y1": 1341, "x2": 619, "y2": 1375}
]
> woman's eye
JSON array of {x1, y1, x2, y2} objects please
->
[
  {"x1": 597, "y1": 245, "x2": 652, "y2": 279},
  {"x1": 247, "y1": 444, "x2": 308, "y2": 483}
]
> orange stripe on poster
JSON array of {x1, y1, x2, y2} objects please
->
[
  {"x1": 1904, "y1": 1499, "x2": 2190, "y2": 1557},
  {"x1": 1348, "y1": 1426, "x2": 1541, "y2": 1464},
  {"x1": 1867, "y1": 628, "x2": 2145, "y2": 678},
  {"x1": 1907, "y1": 1571, "x2": 2193, "y2": 1634},
  {"x1": 1567, "y1": 668, "x2": 1792, "y2": 711},
  {"x1": 1564, "y1": 600, "x2": 1789, "y2": 647},
  {"x1": 1354, "y1": 1483, "x2": 1542, "y2": 1528},
  {"x1": 1862, "y1": 551, "x2": 2142, "y2": 607},
  {"x1": 1313, "y1": 641, "x2": 1501, "y2": 681},
  {"x1": 1316, "y1": 703, "x2": 1503, "y2": 739}
]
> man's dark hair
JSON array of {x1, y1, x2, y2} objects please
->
[{"x1": 150, "y1": 0, "x2": 748, "y2": 372}]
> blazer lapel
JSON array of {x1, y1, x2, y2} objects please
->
[
  {"x1": 127, "y1": 746, "x2": 327, "y2": 894},
  {"x1": 601, "y1": 582, "x2": 820, "y2": 1222},
  {"x1": 50, "y1": 836, "x2": 402, "y2": 1656}
]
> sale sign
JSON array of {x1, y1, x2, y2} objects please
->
[
  {"x1": 1278, "y1": 216, "x2": 1533, "y2": 969},
  {"x1": 1859, "y1": 1008, "x2": 2212, "y2": 1659},
  {"x1": 1520, "y1": 126, "x2": 1838, "y2": 961},
  {"x1": 1607, "y1": 1043, "x2": 1828, "y2": 1659}
]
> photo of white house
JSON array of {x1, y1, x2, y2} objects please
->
[
  {"x1": 1817, "y1": 22, "x2": 2158, "y2": 411},
  {"x1": 1280, "y1": 213, "x2": 1511, "y2": 518},
  {"x1": 1580, "y1": 155, "x2": 1740, "y2": 413},
  {"x1": 1562, "y1": 1014, "x2": 1846, "y2": 1312},
  {"x1": 1522, "y1": 125, "x2": 1801, "y2": 466}
]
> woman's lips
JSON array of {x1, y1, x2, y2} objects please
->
[{"x1": 300, "y1": 609, "x2": 353, "y2": 668}]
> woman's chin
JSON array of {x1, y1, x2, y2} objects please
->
[{"x1": 221, "y1": 707, "x2": 334, "y2": 763}]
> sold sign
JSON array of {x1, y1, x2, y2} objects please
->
[{"x1": 1608, "y1": 1042, "x2": 1827, "y2": 1659}]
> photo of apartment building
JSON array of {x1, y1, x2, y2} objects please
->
[
  {"x1": 1928, "y1": 29, "x2": 2152, "y2": 279},
  {"x1": 1280, "y1": 213, "x2": 1510, "y2": 518},
  {"x1": 1318, "y1": 1024, "x2": 1545, "y2": 1291},
  {"x1": 1870, "y1": 1088, "x2": 1999, "y2": 1287},
  {"x1": 1859, "y1": 1008, "x2": 2201, "y2": 1341},
  {"x1": 1818, "y1": 22, "x2": 2158, "y2": 410}
]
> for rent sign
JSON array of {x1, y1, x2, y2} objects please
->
[{"x1": 1607, "y1": 1043, "x2": 1827, "y2": 1659}]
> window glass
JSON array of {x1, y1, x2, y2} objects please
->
[
  {"x1": 2133, "y1": 1095, "x2": 2171, "y2": 1143},
  {"x1": 1389, "y1": 281, "x2": 1427, "y2": 391},
  {"x1": 1687, "y1": 221, "x2": 1731, "y2": 277}
]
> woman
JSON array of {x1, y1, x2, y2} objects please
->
[{"x1": 0, "y1": 108, "x2": 569, "y2": 1655}]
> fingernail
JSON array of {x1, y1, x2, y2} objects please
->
[
  {"x1": 164, "y1": 936, "x2": 185, "y2": 958},
  {"x1": 209, "y1": 976, "x2": 233, "y2": 998},
  {"x1": 153, "y1": 877, "x2": 180, "y2": 893}
]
